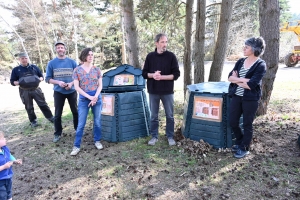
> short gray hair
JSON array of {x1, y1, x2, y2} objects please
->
[{"x1": 155, "y1": 33, "x2": 167, "y2": 43}]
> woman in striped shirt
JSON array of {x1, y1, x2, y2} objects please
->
[{"x1": 228, "y1": 37, "x2": 266, "y2": 159}]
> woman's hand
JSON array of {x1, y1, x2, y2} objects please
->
[
  {"x1": 88, "y1": 96, "x2": 98, "y2": 107},
  {"x1": 88, "y1": 100, "x2": 97, "y2": 107},
  {"x1": 232, "y1": 70, "x2": 238, "y2": 77}
]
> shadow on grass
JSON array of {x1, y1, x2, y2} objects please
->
[{"x1": 3, "y1": 96, "x2": 300, "y2": 199}]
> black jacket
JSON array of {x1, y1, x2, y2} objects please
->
[
  {"x1": 142, "y1": 49, "x2": 180, "y2": 95},
  {"x1": 10, "y1": 64, "x2": 43, "y2": 86},
  {"x1": 228, "y1": 58, "x2": 266, "y2": 101}
]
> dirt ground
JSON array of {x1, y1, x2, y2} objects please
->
[{"x1": 0, "y1": 63, "x2": 300, "y2": 200}]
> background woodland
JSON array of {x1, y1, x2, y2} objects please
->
[{"x1": 0, "y1": 0, "x2": 300, "y2": 114}]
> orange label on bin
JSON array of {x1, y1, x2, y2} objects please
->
[{"x1": 193, "y1": 96, "x2": 223, "y2": 122}]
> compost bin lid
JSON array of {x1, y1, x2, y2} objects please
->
[
  {"x1": 187, "y1": 82, "x2": 230, "y2": 94},
  {"x1": 102, "y1": 64, "x2": 145, "y2": 92}
]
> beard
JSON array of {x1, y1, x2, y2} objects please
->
[{"x1": 57, "y1": 51, "x2": 65, "y2": 57}]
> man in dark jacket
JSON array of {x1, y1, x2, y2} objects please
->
[
  {"x1": 10, "y1": 53, "x2": 54, "y2": 127},
  {"x1": 142, "y1": 33, "x2": 181, "y2": 146}
]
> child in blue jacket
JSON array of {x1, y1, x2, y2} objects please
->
[{"x1": 0, "y1": 131, "x2": 22, "y2": 200}]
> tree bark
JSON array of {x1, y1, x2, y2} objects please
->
[
  {"x1": 183, "y1": 0, "x2": 194, "y2": 96},
  {"x1": 30, "y1": 0, "x2": 43, "y2": 71},
  {"x1": 257, "y1": 0, "x2": 280, "y2": 115},
  {"x1": 208, "y1": 0, "x2": 233, "y2": 81},
  {"x1": 121, "y1": 0, "x2": 140, "y2": 68},
  {"x1": 193, "y1": 0, "x2": 206, "y2": 84},
  {"x1": 20, "y1": 0, "x2": 54, "y2": 57},
  {"x1": 66, "y1": 0, "x2": 79, "y2": 63}
]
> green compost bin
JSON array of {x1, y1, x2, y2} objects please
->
[
  {"x1": 101, "y1": 64, "x2": 150, "y2": 142},
  {"x1": 182, "y1": 82, "x2": 235, "y2": 148}
]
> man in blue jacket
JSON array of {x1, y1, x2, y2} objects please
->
[
  {"x1": 10, "y1": 53, "x2": 54, "y2": 127},
  {"x1": 142, "y1": 33, "x2": 181, "y2": 146},
  {"x1": 45, "y1": 41, "x2": 78, "y2": 143}
]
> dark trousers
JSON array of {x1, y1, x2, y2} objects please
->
[
  {"x1": 19, "y1": 87, "x2": 53, "y2": 122},
  {"x1": 229, "y1": 95, "x2": 258, "y2": 150},
  {"x1": 54, "y1": 91, "x2": 78, "y2": 136}
]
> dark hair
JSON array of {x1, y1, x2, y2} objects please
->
[
  {"x1": 79, "y1": 48, "x2": 93, "y2": 62},
  {"x1": 245, "y1": 37, "x2": 266, "y2": 57},
  {"x1": 155, "y1": 33, "x2": 167, "y2": 43}
]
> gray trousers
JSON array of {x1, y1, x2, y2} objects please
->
[{"x1": 149, "y1": 93, "x2": 174, "y2": 139}]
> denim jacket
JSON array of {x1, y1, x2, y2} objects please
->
[{"x1": 228, "y1": 58, "x2": 266, "y2": 101}]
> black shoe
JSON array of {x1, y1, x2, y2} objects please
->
[
  {"x1": 48, "y1": 117, "x2": 54, "y2": 123},
  {"x1": 31, "y1": 120, "x2": 38, "y2": 127}
]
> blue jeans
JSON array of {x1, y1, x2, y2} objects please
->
[
  {"x1": 74, "y1": 95, "x2": 102, "y2": 148},
  {"x1": 0, "y1": 178, "x2": 12, "y2": 200},
  {"x1": 149, "y1": 93, "x2": 174, "y2": 139}
]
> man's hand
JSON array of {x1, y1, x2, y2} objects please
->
[
  {"x1": 153, "y1": 70, "x2": 161, "y2": 81},
  {"x1": 64, "y1": 82, "x2": 73, "y2": 90},
  {"x1": 14, "y1": 81, "x2": 19, "y2": 86},
  {"x1": 58, "y1": 81, "x2": 67, "y2": 88}
]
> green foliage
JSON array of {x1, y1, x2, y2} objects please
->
[
  {"x1": 0, "y1": 29, "x2": 13, "y2": 62},
  {"x1": 279, "y1": 0, "x2": 292, "y2": 23},
  {"x1": 136, "y1": 0, "x2": 186, "y2": 63},
  {"x1": 1, "y1": 0, "x2": 291, "y2": 69}
]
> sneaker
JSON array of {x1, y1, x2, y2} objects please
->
[
  {"x1": 148, "y1": 137, "x2": 158, "y2": 146},
  {"x1": 48, "y1": 117, "x2": 54, "y2": 123},
  {"x1": 31, "y1": 120, "x2": 38, "y2": 127},
  {"x1": 231, "y1": 145, "x2": 240, "y2": 152},
  {"x1": 95, "y1": 141, "x2": 103, "y2": 150},
  {"x1": 168, "y1": 138, "x2": 176, "y2": 146},
  {"x1": 234, "y1": 149, "x2": 250, "y2": 159},
  {"x1": 70, "y1": 147, "x2": 80, "y2": 156},
  {"x1": 53, "y1": 135, "x2": 61, "y2": 143}
]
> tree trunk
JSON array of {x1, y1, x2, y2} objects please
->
[
  {"x1": 20, "y1": 0, "x2": 54, "y2": 57},
  {"x1": 121, "y1": 0, "x2": 140, "y2": 68},
  {"x1": 30, "y1": 0, "x2": 43, "y2": 71},
  {"x1": 66, "y1": 0, "x2": 79, "y2": 63},
  {"x1": 257, "y1": 0, "x2": 280, "y2": 115},
  {"x1": 121, "y1": 13, "x2": 127, "y2": 64},
  {"x1": 194, "y1": 0, "x2": 206, "y2": 84},
  {"x1": 34, "y1": 20, "x2": 44, "y2": 71},
  {"x1": 208, "y1": 0, "x2": 233, "y2": 81},
  {"x1": 183, "y1": 0, "x2": 194, "y2": 96}
]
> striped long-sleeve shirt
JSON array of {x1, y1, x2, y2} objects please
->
[
  {"x1": 235, "y1": 64, "x2": 249, "y2": 96},
  {"x1": 235, "y1": 59, "x2": 259, "y2": 96}
]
